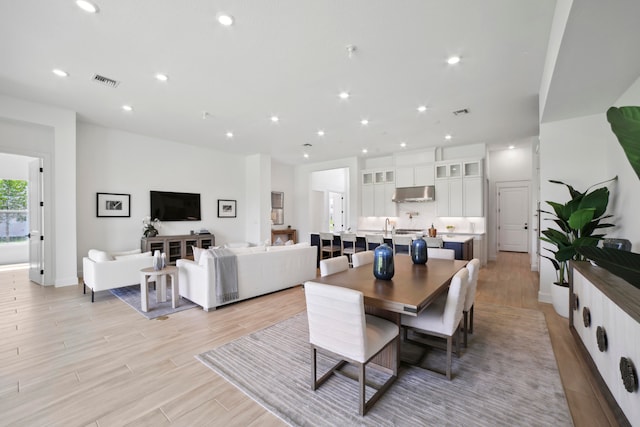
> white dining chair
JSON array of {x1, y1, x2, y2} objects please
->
[
  {"x1": 319, "y1": 255, "x2": 349, "y2": 277},
  {"x1": 304, "y1": 281, "x2": 399, "y2": 415},
  {"x1": 365, "y1": 234, "x2": 384, "y2": 251},
  {"x1": 462, "y1": 258, "x2": 481, "y2": 347},
  {"x1": 340, "y1": 232, "x2": 363, "y2": 266},
  {"x1": 427, "y1": 247, "x2": 455, "y2": 260},
  {"x1": 319, "y1": 232, "x2": 341, "y2": 260},
  {"x1": 392, "y1": 234, "x2": 413, "y2": 256},
  {"x1": 352, "y1": 251, "x2": 374, "y2": 268},
  {"x1": 401, "y1": 267, "x2": 469, "y2": 380}
]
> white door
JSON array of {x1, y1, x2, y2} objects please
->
[
  {"x1": 328, "y1": 192, "x2": 344, "y2": 231},
  {"x1": 28, "y1": 159, "x2": 44, "y2": 284},
  {"x1": 497, "y1": 184, "x2": 529, "y2": 252}
]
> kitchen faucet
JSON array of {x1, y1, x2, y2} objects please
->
[{"x1": 384, "y1": 217, "x2": 390, "y2": 235}]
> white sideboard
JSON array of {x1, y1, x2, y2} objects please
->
[{"x1": 570, "y1": 262, "x2": 640, "y2": 426}]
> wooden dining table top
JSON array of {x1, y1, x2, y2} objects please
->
[{"x1": 311, "y1": 256, "x2": 468, "y2": 316}]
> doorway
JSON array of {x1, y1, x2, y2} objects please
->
[{"x1": 497, "y1": 182, "x2": 530, "y2": 253}]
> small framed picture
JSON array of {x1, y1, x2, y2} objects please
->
[
  {"x1": 97, "y1": 193, "x2": 131, "y2": 217},
  {"x1": 217, "y1": 199, "x2": 237, "y2": 218}
]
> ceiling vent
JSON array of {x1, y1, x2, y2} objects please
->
[
  {"x1": 91, "y1": 74, "x2": 120, "y2": 88},
  {"x1": 452, "y1": 108, "x2": 469, "y2": 116}
]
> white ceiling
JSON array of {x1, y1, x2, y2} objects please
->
[{"x1": 0, "y1": 0, "x2": 558, "y2": 165}]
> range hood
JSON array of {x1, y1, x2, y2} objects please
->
[{"x1": 392, "y1": 186, "x2": 435, "y2": 203}]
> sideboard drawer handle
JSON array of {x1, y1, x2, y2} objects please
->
[
  {"x1": 596, "y1": 326, "x2": 607, "y2": 352},
  {"x1": 582, "y1": 307, "x2": 591, "y2": 328},
  {"x1": 572, "y1": 293, "x2": 580, "y2": 311},
  {"x1": 620, "y1": 357, "x2": 638, "y2": 393}
]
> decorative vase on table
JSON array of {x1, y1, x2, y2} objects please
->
[
  {"x1": 373, "y1": 243, "x2": 394, "y2": 280},
  {"x1": 411, "y1": 235, "x2": 428, "y2": 264},
  {"x1": 153, "y1": 250, "x2": 162, "y2": 271}
]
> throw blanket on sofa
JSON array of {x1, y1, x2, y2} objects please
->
[{"x1": 211, "y1": 248, "x2": 239, "y2": 303}]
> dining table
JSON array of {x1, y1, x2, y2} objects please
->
[{"x1": 310, "y1": 255, "x2": 468, "y2": 370}]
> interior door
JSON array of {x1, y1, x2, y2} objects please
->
[
  {"x1": 28, "y1": 159, "x2": 43, "y2": 284},
  {"x1": 497, "y1": 184, "x2": 529, "y2": 252}
]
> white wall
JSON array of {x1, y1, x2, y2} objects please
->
[
  {"x1": 538, "y1": 113, "x2": 613, "y2": 303},
  {"x1": 76, "y1": 123, "x2": 247, "y2": 272},
  {"x1": 487, "y1": 143, "x2": 535, "y2": 261},
  {"x1": 0, "y1": 95, "x2": 77, "y2": 287}
]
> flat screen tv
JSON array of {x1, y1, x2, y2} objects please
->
[{"x1": 150, "y1": 191, "x2": 201, "y2": 221}]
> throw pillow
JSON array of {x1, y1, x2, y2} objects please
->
[
  {"x1": 88, "y1": 249, "x2": 113, "y2": 262},
  {"x1": 225, "y1": 242, "x2": 250, "y2": 248},
  {"x1": 114, "y1": 251, "x2": 152, "y2": 261},
  {"x1": 192, "y1": 246, "x2": 205, "y2": 263}
]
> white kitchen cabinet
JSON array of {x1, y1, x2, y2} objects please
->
[
  {"x1": 435, "y1": 159, "x2": 483, "y2": 217},
  {"x1": 361, "y1": 169, "x2": 395, "y2": 216},
  {"x1": 395, "y1": 164, "x2": 434, "y2": 187}
]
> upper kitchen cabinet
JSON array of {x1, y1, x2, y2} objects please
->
[
  {"x1": 396, "y1": 164, "x2": 434, "y2": 187},
  {"x1": 435, "y1": 159, "x2": 484, "y2": 217},
  {"x1": 361, "y1": 169, "x2": 395, "y2": 217}
]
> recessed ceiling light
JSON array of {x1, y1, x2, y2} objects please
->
[
  {"x1": 155, "y1": 73, "x2": 168, "y2": 82},
  {"x1": 417, "y1": 105, "x2": 427, "y2": 113},
  {"x1": 447, "y1": 56, "x2": 461, "y2": 65},
  {"x1": 338, "y1": 91, "x2": 350, "y2": 100},
  {"x1": 445, "y1": 134, "x2": 452, "y2": 140},
  {"x1": 217, "y1": 13, "x2": 234, "y2": 26},
  {"x1": 270, "y1": 115, "x2": 279, "y2": 123},
  {"x1": 360, "y1": 119, "x2": 369, "y2": 126},
  {"x1": 76, "y1": 0, "x2": 99, "y2": 13},
  {"x1": 362, "y1": 148, "x2": 368, "y2": 154},
  {"x1": 52, "y1": 69, "x2": 68, "y2": 77},
  {"x1": 317, "y1": 130, "x2": 325, "y2": 137},
  {"x1": 400, "y1": 142, "x2": 407, "y2": 148},
  {"x1": 226, "y1": 131, "x2": 234, "y2": 138},
  {"x1": 122, "y1": 105, "x2": 133, "y2": 112},
  {"x1": 303, "y1": 153, "x2": 309, "y2": 159},
  {"x1": 509, "y1": 145, "x2": 515, "y2": 149}
]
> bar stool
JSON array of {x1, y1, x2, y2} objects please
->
[
  {"x1": 319, "y1": 232, "x2": 341, "y2": 259},
  {"x1": 392, "y1": 234, "x2": 413, "y2": 256},
  {"x1": 341, "y1": 232, "x2": 363, "y2": 266},
  {"x1": 365, "y1": 234, "x2": 384, "y2": 251}
]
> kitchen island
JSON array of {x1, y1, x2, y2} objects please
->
[{"x1": 310, "y1": 232, "x2": 475, "y2": 264}]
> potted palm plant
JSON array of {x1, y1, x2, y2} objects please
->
[{"x1": 540, "y1": 177, "x2": 616, "y2": 317}]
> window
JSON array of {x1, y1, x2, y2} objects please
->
[{"x1": 0, "y1": 180, "x2": 28, "y2": 243}]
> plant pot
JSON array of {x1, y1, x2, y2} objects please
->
[{"x1": 551, "y1": 282, "x2": 569, "y2": 318}]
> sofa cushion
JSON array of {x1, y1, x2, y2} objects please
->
[
  {"x1": 192, "y1": 246, "x2": 205, "y2": 263},
  {"x1": 114, "y1": 251, "x2": 152, "y2": 261},
  {"x1": 88, "y1": 249, "x2": 113, "y2": 262},
  {"x1": 225, "y1": 242, "x2": 250, "y2": 248},
  {"x1": 229, "y1": 245, "x2": 266, "y2": 255},
  {"x1": 111, "y1": 248, "x2": 142, "y2": 257}
]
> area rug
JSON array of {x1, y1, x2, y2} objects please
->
[
  {"x1": 197, "y1": 304, "x2": 572, "y2": 426},
  {"x1": 110, "y1": 285, "x2": 198, "y2": 320}
]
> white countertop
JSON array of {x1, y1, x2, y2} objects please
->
[{"x1": 351, "y1": 231, "x2": 475, "y2": 243}]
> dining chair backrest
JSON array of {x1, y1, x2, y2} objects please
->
[
  {"x1": 425, "y1": 237, "x2": 444, "y2": 248},
  {"x1": 464, "y1": 258, "x2": 480, "y2": 311},
  {"x1": 442, "y1": 267, "x2": 469, "y2": 335},
  {"x1": 320, "y1": 255, "x2": 349, "y2": 277},
  {"x1": 304, "y1": 282, "x2": 367, "y2": 361},
  {"x1": 352, "y1": 251, "x2": 374, "y2": 268},
  {"x1": 427, "y1": 247, "x2": 455, "y2": 260},
  {"x1": 341, "y1": 232, "x2": 357, "y2": 243},
  {"x1": 392, "y1": 234, "x2": 413, "y2": 256},
  {"x1": 365, "y1": 234, "x2": 384, "y2": 250}
]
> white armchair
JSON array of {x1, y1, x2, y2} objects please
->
[{"x1": 82, "y1": 249, "x2": 153, "y2": 302}]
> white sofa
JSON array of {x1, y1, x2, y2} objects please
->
[
  {"x1": 82, "y1": 249, "x2": 154, "y2": 302},
  {"x1": 177, "y1": 243, "x2": 317, "y2": 311}
]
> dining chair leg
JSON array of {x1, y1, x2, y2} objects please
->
[
  {"x1": 311, "y1": 347, "x2": 317, "y2": 390},
  {"x1": 469, "y1": 305, "x2": 474, "y2": 334},
  {"x1": 446, "y1": 336, "x2": 452, "y2": 380},
  {"x1": 455, "y1": 325, "x2": 461, "y2": 357},
  {"x1": 358, "y1": 362, "x2": 366, "y2": 415},
  {"x1": 463, "y1": 311, "x2": 468, "y2": 348}
]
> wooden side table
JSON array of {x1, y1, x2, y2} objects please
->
[
  {"x1": 139, "y1": 266, "x2": 179, "y2": 312},
  {"x1": 271, "y1": 228, "x2": 297, "y2": 245}
]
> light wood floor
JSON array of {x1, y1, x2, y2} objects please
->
[{"x1": 0, "y1": 253, "x2": 617, "y2": 426}]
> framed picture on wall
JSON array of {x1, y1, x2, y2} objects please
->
[
  {"x1": 217, "y1": 199, "x2": 237, "y2": 218},
  {"x1": 97, "y1": 192, "x2": 130, "y2": 217}
]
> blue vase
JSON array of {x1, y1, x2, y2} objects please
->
[
  {"x1": 411, "y1": 236, "x2": 428, "y2": 264},
  {"x1": 373, "y1": 243, "x2": 394, "y2": 280}
]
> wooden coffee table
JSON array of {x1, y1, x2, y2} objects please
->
[{"x1": 139, "y1": 266, "x2": 179, "y2": 312}]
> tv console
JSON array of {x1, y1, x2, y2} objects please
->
[{"x1": 141, "y1": 234, "x2": 215, "y2": 265}]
